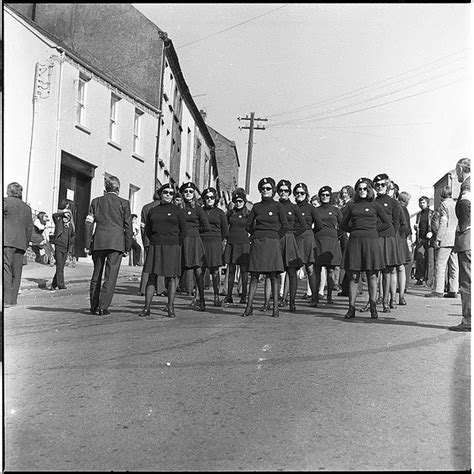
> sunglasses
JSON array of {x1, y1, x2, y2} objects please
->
[
  {"x1": 357, "y1": 187, "x2": 368, "y2": 191},
  {"x1": 320, "y1": 193, "x2": 331, "y2": 197},
  {"x1": 374, "y1": 182, "x2": 386, "y2": 188},
  {"x1": 205, "y1": 195, "x2": 216, "y2": 200},
  {"x1": 235, "y1": 199, "x2": 244, "y2": 203},
  {"x1": 295, "y1": 191, "x2": 306, "y2": 196},
  {"x1": 183, "y1": 189, "x2": 194, "y2": 194},
  {"x1": 162, "y1": 190, "x2": 175, "y2": 196},
  {"x1": 261, "y1": 186, "x2": 273, "y2": 191},
  {"x1": 278, "y1": 188, "x2": 290, "y2": 193}
]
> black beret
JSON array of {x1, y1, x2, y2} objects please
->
[
  {"x1": 355, "y1": 177, "x2": 373, "y2": 190},
  {"x1": 318, "y1": 186, "x2": 332, "y2": 197},
  {"x1": 293, "y1": 182, "x2": 309, "y2": 196},
  {"x1": 158, "y1": 183, "x2": 174, "y2": 195},
  {"x1": 276, "y1": 179, "x2": 291, "y2": 191},
  {"x1": 258, "y1": 177, "x2": 276, "y2": 192},
  {"x1": 201, "y1": 187, "x2": 217, "y2": 198},
  {"x1": 179, "y1": 182, "x2": 197, "y2": 193},
  {"x1": 232, "y1": 190, "x2": 247, "y2": 202},
  {"x1": 373, "y1": 173, "x2": 389, "y2": 183}
]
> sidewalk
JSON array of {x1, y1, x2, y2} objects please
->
[{"x1": 20, "y1": 258, "x2": 143, "y2": 291}]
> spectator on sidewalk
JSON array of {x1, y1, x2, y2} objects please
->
[
  {"x1": 131, "y1": 214, "x2": 142, "y2": 266},
  {"x1": 413, "y1": 196, "x2": 435, "y2": 286},
  {"x1": 85, "y1": 175, "x2": 133, "y2": 316},
  {"x1": 50, "y1": 208, "x2": 75, "y2": 290},
  {"x1": 450, "y1": 158, "x2": 471, "y2": 332},
  {"x1": 30, "y1": 211, "x2": 54, "y2": 264},
  {"x1": 425, "y1": 186, "x2": 458, "y2": 298},
  {"x1": 4, "y1": 182, "x2": 33, "y2": 307}
]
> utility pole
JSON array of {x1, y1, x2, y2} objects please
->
[{"x1": 238, "y1": 112, "x2": 267, "y2": 194}]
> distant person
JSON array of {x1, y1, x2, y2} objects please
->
[
  {"x1": 138, "y1": 184, "x2": 186, "y2": 318},
  {"x1": 85, "y1": 175, "x2": 133, "y2": 316},
  {"x1": 397, "y1": 191, "x2": 414, "y2": 304},
  {"x1": 337, "y1": 185, "x2": 354, "y2": 298},
  {"x1": 30, "y1": 211, "x2": 53, "y2": 264},
  {"x1": 413, "y1": 196, "x2": 434, "y2": 286},
  {"x1": 131, "y1": 214, "x2": 142, "y2": 266},
  {"x1": 3, "y1": 182, "x2": 33, "y2": 307},
  {"x1": 425, "y1": 186, "x2": 458, "y2": 298},
  {"x1": 450, "y1": 158, "x2": 471, "y2": 332}
]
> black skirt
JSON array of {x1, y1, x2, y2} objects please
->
[
  {"x1": 182, "y1": 235, "x2": 206, "y2": 269},
  {"x1": 344, "y1": 236, "x2": 385, "y2": 272},
  {"x1": 280, "y1": 233, "x2": 304, "y2": 268},
  {"x1": 248, "y1": 237, "x2": 284, "y2": 273},
  {"x1": 143, "y1": 243, "x2": 182, "y2": 277},
  {"x1": 396, "y1": 233, "x2": 412, "y2": 264},
  {"x1": 202, "y1": 237, "x2": 224, "y2": 268},
  {"x1": 380, "y1": 236, "x2": 404, "y2": 267},
  {"x1": 296, "y1": 229, "x2": 315, "y2": 265},
  {"x1": 223, "y1": 242, "x2": 250, "y2": 266},
  {"x1": 314, "y1": 235, "x2": 342, "y2": 267}
]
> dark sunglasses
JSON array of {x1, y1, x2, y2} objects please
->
[
  {"x1": 205, "y1": 195, "x2": 216, "y2": 200},
  {"x1": 235, "y1": 199, "x2": 244, "y2": 203},
  {"x1": 261, "y1": 186, "x2": 273, "y2": 191},
  {"x1": 183, "y1": 189, "x2": 194, "y2": 194},
  {"x1": 295, "y1": 191, "x2": 306, "y2": 196},
  {"x1": 278, "y1": 188, "x2": 290, "y2": 193},
  {"x1": 162, "y1": 190, "x2": 175, "y2": 196},
  {"x1": 374, "y1": 182, "x2": 386, "y2": 188},
  {"x1": 357, "y1": 187, "x2": 368, "y2": 191},
  {"x1": 320, "y1": 193, "x2": 331, "y2": 197}
]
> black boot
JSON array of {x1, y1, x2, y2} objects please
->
[
  {"x1": 344, "y1": 306, "x2": 356, "y2": 319},
  {"x1": 369, "y1": 302, "x2": 378, "y2": 319}
]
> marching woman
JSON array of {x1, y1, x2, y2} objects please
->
[
  {"x1": 223, "y1": 189, "x2": 250, "y2": 305},
  {"x1": 200, "y1": 187, "x2": 229, "y2": 307},
  {"x1": 139, "y1": 183, "x2": 186, "y2": 318},
  {"x1": 179, "y1": 181, "x2": 210, "y2": 311},
  {"x1": 275, "y1": 179, "x2": 308, "y2": 312},
  {"x1": 241, "y1": 177, "x2": 288, "y2": 318},
  {"x1": 293, "y1": 182, "x2": 324, "y2": 306},
  {"x1": 373, "y1": 173, "x2": 405, "y2": 312},
  {"x1": 340, "y1": 178, "x2": 392, "y2": 320},
  {"x1": 313, "y1": 186, "x2": 343, "y2": 304}
]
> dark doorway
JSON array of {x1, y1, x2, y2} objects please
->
[{"x1": 58, "y1": 152, "x2": 96, "y2": 258}]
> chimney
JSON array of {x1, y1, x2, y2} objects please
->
[{"x1": 200, "y1": 109, "x2": 207, "y2": 122}]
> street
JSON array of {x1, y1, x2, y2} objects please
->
[{"x1": 4, "y1": 277, "x2": 470, "y2": 471}]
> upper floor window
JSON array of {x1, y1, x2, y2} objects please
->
[
  {"x1": 109, "y1": 93, "x2": 121, "y2": 143},
  {"x1": 133, "y1": 108, "x2": 144, "y2": 155},
  {"x1": 76, "y1": 73, "x2": 90, "y2": 126}
]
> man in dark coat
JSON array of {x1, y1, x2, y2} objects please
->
[
  {"x1": 85, "y1": 175, "x2": 133, "y2": 315},
  {"x1": 50, "y1": 208, "x2": 75, "y2": 290},
  {"x1": 450, "y1": 158, "x2": 471, "y2": 332},
  {"x1": 3, "y1": 182, "x2": 33, "y2": 307}
]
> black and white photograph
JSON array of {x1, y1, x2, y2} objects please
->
[{"x1": 3, "y1": 2, "x2": 471, "y2": 471}]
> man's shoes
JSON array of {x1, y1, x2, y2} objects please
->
[
  {"x1": 58, "y1": 286, "x2": 67, "y2": 290},
  {"x1": 449, "y1": 323, "x2": 471, "y2": 332},
  {"x1": 97, "y1": 308, "x2": 110, "y2": 316},
  {"x1": 337, "y1": 291, "x2": 348, "y2": 297},
  {"x1": 443, "y1": 292, "x2": 458, "y2": 298},
  {"x1": 424, "y1": 292, "x2": 443, "y2": 298},
  {"x1": 90, "y1": 307, "x2": 98, "y2": 315},
  {"x1": 415, "y1": 280, "x2": 424, "y2": 286},
  {"x1": 138, "y1": 308, "x2": 151, "y2": 317}
]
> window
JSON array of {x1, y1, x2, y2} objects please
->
[
  {"x1": 76, "y1": 74, "x2": 90, "y2": 126},
  {"x1": 133, "y1": 108, "x2": 144, "y2": 155},
  {"x1": 109, "y1": 94, "x2": 121, "y2": 142}
]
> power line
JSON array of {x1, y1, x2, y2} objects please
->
[
  {"x1": 269, "y1": 76, "x2": 468, "y2": 127},
  {"x1": 267, "y1": 48, "x2": 470, "y2": 119},
  {"x1": 269, "y1": 65, "x2": 467, "y2": 127},
  {"x1": 176, "y1": 4, "x2": 289, "y2": 49}
]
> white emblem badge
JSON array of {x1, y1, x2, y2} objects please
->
[
  {"x1": 302, "y1": 212, "x2": 305, "y2": 216},
  {"x1": 269, "y1": 211, "x2": 273, "y2": 216},
  {"x1": 167, "y1": 213, "x2": 172, "y2": 216},
  {"x1": 384, "y1": 203, "x2": 388, "y2": 207},
  {"x1": 288, "y1": 211, "x2": 292, "y2": 215},
  {"x1": 365, "y1": 208, "x2": 369, "y2": 212},
  {"x1": 187, "y1": 211, "x2": 192, "y2": 215},
  {"x1": 329, "y1": 212, "x2": 333, "y2": 215},
  {"x1": 239, "y1": 215, "x2": 242, "y2": 219}
]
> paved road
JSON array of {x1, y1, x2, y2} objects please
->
[{"x1": 3, "y1": 278, "x2": 470, "y2": 471}]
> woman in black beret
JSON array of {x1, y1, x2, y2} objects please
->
[
  {"x1": 313, "y1": 185, "x2": 343, "y2": 305},
  {"x1": 179, "y1": 181, "x2": 210, "y2": 311},
  {"x1": 241, "y1": 177, "x2": 288, "y2": 318},
  {"x1": 200, "y1": 187, "x2": 229, "y2": 307},
  {"x1": 223, "y1": 190, "x2": 250, "y2": 305},
  {"x1": 138, "y1": 184, "x2": 187, "y2": 318},
  {"x1": 373, "y1": 173, "x2": 405, "y2": 312},
  {"x1": 340, "y1": 178, "x2": 392, "y2": 319}
]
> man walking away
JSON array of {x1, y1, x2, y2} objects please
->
[
  {"x1": 450, "y1": 158, "x2": 471, "y2": 332},
  {"x1": 85, "y1": 175, "x2": 133, "y2": 315},
  {"x1": 3, "y1": 182, "x2": 33, "y2": 307}
]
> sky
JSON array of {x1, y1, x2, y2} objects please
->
[{"x1": 133, "y1": 3, "x2": 472, "y2": 213}]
